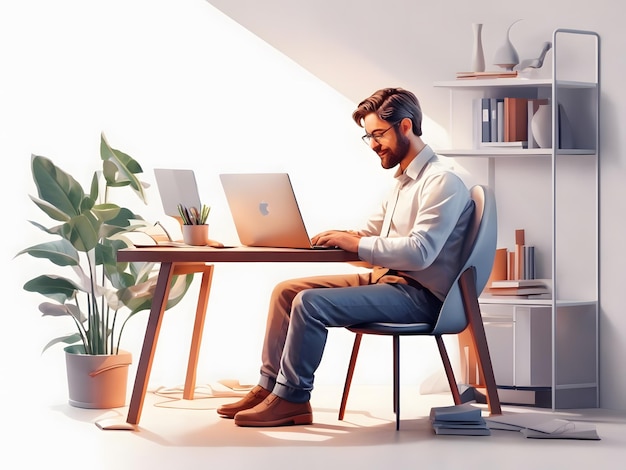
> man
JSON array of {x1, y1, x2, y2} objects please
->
[{"x1": 217, "y1": 87, "x2": 474, "y2": 427}]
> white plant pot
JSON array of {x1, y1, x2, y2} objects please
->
[{"x1": 64, "y1": 345, "x2": 132, "y2": 409}]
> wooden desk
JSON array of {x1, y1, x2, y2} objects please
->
[{"x1": 117, "y1": 246, "x2": 359, "y2": 426}]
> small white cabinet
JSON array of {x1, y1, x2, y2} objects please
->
[{"x1": 435, "y1": 29, "x2": 600, "y2": 408}]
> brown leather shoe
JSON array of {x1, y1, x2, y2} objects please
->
[
  {"x1": 234, "y1": 393, "x2": 313, "y2": 427},
  {"x1": 216, "y1": 385, "x2": 271, "y2": 418}
]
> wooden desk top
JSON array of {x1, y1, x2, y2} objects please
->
[{"x1": 117, "y1": 246, "x2": 361, "y2": 264}]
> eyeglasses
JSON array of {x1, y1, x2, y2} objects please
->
[{"x1": 361, "y1": 120, "x2": 402, "y2": 146}]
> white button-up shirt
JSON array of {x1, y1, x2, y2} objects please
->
[{"x1": 358, "y1": 145, "x2": 473, "y2": 301}]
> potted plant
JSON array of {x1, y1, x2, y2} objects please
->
[{"x1": 17, "y1": 133, "x2": 193, "y2": 409}]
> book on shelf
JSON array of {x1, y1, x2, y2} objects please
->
[
  {"x1": 480, "y1": 141, "x2": 527, "y2": 148},
  {"x1": 488, "y1": 286, "x2": 550, "y2": 296},
  {"x1": 524, "y1": 245, "x2": 535, "y2": 279},
  {"x1": 558, "y1": 103, "x2": 576, "y2": 149},
  {"x1": 514, "y1": 229, "x2": 525, "y2": 280},
  {"x1": 486, "y1": 247, "x2": 508, "y2": 287},
  {"x1": 504, "y1": 97, "x2": 529, "y2": 143},
  {"x1": 496, "y1": 99, "x2": 504, "y2": 142},
  {"x1": 456, "y1": 71, "x2": 518, "y2": 79},
  {"x1": 491, "y1": 279, "x2": 547, "y2": 288},
  {"x1": 473, "y1": 98, "x2": 482, "y2": 148},
  {"x1": 490, "y1": 97, "x2": 497, "y2": 142},
  {"x1": 481, "y1": 98, "x2": 491, "y2": 143}
]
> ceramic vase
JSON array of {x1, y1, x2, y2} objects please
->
[
  {"x1": 471, "y1": 23, "x2": 486, "y2": 72},
  {"x1": 531, "y1": 103, "x2": 552, "y2": 148},
  {"x1": 493, "y1": 19, "x2": 521, "y2": 71}
]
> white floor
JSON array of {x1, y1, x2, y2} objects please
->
[{"x1": 5, "y1": 379, "x2": 626, "y2": 470}]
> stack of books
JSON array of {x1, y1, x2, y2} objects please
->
[
  {"x1": 429, "y1": 403, "x2": 491, "y2": 436},
  {"x1": 488, "y1": 279, "x2": 550, "y2": 298}
]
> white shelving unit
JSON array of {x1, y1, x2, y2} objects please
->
[{"x1": 434, "y1": 29, "x2": 600, "y2": 409}]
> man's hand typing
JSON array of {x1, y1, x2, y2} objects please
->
[{"x1": 311, "y1": 230, "x2": 362, "y2": 252}]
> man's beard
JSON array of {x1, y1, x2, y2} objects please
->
[{"x1": 380, "y1": 133, "x2": 411, "y2": 169}]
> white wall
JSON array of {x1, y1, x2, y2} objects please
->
[
  {"x1": 0, "y1": 0, "x2": 439, "y2": 408},
  {"x1": 2, "y1": 0, "x2": 624, "y2": 411}
]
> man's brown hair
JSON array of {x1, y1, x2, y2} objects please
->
[{"x1": 352, "y1": 87, "x2": 423, "y2": 137}]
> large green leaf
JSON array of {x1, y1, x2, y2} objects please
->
[
  {"x1": 16, "y1": 239, "x2": 79, "y2": 266},
  {"x1": 28, "y1": 219, "x2": 64, "y2": 235},
  {"x1": 91, "y1": 203, "x2": 122, "y2": 223},
  {"x1": 24, "y1": 275, "x2": 79, "y2": 304},
  {"x1": 106, "y1": 207, "x2": 143, "y2": 227},
  {"x1": 31, "y1": 155, "x2": 86, "y2": 220},
  {"x1": 89, "y1": 171, "x2": 99, "y2": 201},
  {"x1": 39, "y1": 301, "x2": 86, "y2": 323},
  {"x1": 100, "y1": 133, "x2": 146, "y2": 202},
  {"x1": 29, "y1": 195, "x2": 71, "y2": 223},
  {"x1": 96, "y1": 238, "x2": 130, "y2": 287},
  {"x1": 64, "y1": 213, "x2": 101, "y2": 252}
]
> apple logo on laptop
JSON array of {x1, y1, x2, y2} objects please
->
[{"x1": 259, "y1": 202, "x2": 270, "y2": 216}]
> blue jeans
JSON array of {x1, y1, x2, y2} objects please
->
[{"x1": 258, "y1": 271, "x2": 442, "y2": 403}]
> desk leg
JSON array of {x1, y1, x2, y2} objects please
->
[
  {"x1": 183, "y1": 264, "x2": 214, "y2": 399},
  {"x1": 126, "y1": 262, "x2": 174, "y2": 426}
]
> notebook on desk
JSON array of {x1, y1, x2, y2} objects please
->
[{"x1": 219, "y1": 173, "x2": 334, "y2": 250}]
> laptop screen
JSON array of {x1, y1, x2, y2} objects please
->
[
  {"x1": 154, "y1": 168, "x2": 202, "y2": 218},
  {"x1": 219, "y1": 173, "x2": 316, "y2": 249}
]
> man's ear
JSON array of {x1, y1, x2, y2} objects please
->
[{"x1": 399, "y1": 117, "x2": 412, "y2": 135}]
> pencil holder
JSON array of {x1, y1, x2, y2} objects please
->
[{"x1": 182, "y1": 224, "x2": 209, "y2": 246}]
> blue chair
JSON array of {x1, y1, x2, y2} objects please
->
[{"x1": 338, "y1": 185, "x2": 502, "y2": 430}]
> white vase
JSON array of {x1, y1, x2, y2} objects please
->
[
  {"x1": 493, "y1": 19, "x2": 521, "y2": 71},
  {"x1": 471, "y1": 23, "x2": 485, "y2": 72},
  {"x1": 531, "y1": 103, "x2": 552, "y2": 148}
]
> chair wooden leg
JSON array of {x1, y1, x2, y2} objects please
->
[
  {"x1": 393, "y1": 335, "x2": 400, "y2": 430},
  {"x1": 436, "y1": 335, "x2": 462, "y2": 405},
  {"x1": 459, "y1": 268, "x2": 502, "y2": 415},
  {"x1": 338, "y1": 333, "x2": 363, "y2": 420}
]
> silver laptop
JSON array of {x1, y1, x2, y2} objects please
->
[
  {"x1": 220, "y1": 173, "x2": 331, "y2": 249},
  {"x1": 154, "y1": 168, "x2": 202, "y2": 217}
]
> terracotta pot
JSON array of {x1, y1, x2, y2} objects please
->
[{"x1": 64, "y1": 345, "x2": 132, "y2": 409}]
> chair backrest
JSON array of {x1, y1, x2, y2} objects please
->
[{"x1": 431, "y1": 184, "x2": 497, "y2": 335}]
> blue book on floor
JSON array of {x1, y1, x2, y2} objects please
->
[{"x1": 429, "y1": 403, "x2": 483, "y2": 422}]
